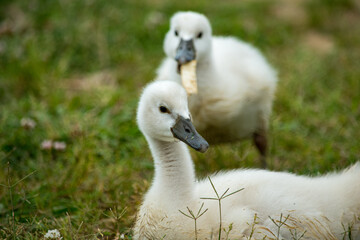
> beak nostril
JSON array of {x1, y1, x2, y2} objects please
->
[{"x1": 185, "y1": 128, "x2": 191, "y2": 133}]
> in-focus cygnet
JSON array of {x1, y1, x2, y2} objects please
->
[{"x1": 133, "y1": 81, "x2": 360, "y2": 240}]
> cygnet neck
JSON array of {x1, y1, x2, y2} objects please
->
[
  {"x1": 196, "y1": 49, "x2": 212, "y2": 70},
  {"x1": 146, "y1": 136, "x2": 196, "y2": 202},
  {"x1": 195, "y1": 47, "x2": 217, "y2": 84}
]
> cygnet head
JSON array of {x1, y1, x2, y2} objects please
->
[
  {"x1": 137, "y1": 81, "x2": 209, "y2": 153},
  {"x1": 164, "y1": 11, "x2": 212, "y2": 66}
]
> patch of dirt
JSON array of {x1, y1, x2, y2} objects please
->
[
  {"x1": 271, "y1": 0, "x2": 308, "y2": 26},
  {"x1": 0, "y1": 4, "x2": 30, "y2": 37},
  {"x1": 62, "y1": 70, "x2": 118, "y2": 92},
  {"x1": 145, "y1": 11, "x2": 166, "y2": 30},
  {"x1": 302, "y1": 31, "x2": 335, "y2": 55}
]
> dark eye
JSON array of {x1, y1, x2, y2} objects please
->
[
  {"x1": 174, "y1": 30, "x2": 178, "y2": 36},
  {"x1": 197, "y1": 32, "x2": 203, "y2": 39},
  {"x1": 159, "y1": 106, "x2": 170, "y2": 113}
]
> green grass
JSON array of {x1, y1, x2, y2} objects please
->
[{"x1": 0, "y1": 0, "x2": 359, "y2": 239}]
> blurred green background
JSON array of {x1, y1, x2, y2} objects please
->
[{"x1": 0, "y1": 0, "x2": 359, "y2": 239}]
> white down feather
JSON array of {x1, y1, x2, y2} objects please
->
[{"x1": 133, "y1": 81, "x2": 360, "y2": 240}]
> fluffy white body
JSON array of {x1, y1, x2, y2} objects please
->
[
  {"x1": 134, "y1": 81, "x2": 360, "y2": 240},
  {"x1": 156, "y1": 12, "x2": 277, "y2": 146}
]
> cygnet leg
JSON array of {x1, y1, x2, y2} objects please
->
[{"x1": 253, "y1": 130, "x2": 267, "y2": 168}]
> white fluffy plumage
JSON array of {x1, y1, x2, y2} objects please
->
[
  {"x1": 156, "y1": 11, "x2": 278, "y2": 166},
  {"x1": 133, "y1": 81, "x2": 360, "y2": 240}
]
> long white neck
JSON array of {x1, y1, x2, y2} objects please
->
[
  {"x1": 197, "y1": 45, "x2": 213, "y2": 71},
  {"x1": 196, "y1": 45, "x2": 217, "y2": 88},
  {"x1": 146, "y1": 136, "x2": 196, "y2": 202}
]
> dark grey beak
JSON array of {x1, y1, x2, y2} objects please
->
[
  {"x1": 175, "y1": 39, "x2": 196, "y2": 65},
  {"x1": 171, "y1": 116, "x2": 209, "y2": 153}
]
